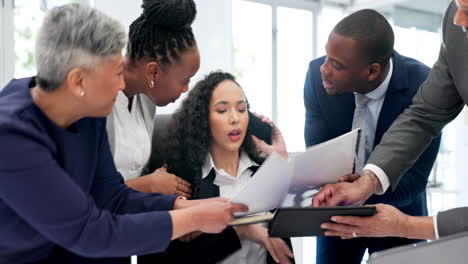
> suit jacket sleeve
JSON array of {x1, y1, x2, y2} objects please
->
[
  {"x1": 437, "y1": 207, "x2": 468, "y2": 237},
  {"x1": 0, "y1": 120, "x2": 174, "y2": 258},
  {"x1": 304, "y1": 61, "x2": 330, "y2": 147},
  {"x1": 367, "y1": 135, "x2": 440, "y2": 207},
  {"x1": 367, "y1": 4, "x2": 464, "y2": 190}
]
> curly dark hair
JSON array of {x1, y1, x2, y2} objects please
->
[{"x1": 162, "y1": 71, "x2": 264, "y2": 199}]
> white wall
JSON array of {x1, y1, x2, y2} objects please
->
[
  {"x1": 94, "y1": 0, "x2": 233, "y2": 114},
  {"x1": 0, "y1": 0, "x2": 14, "y2": 89}
]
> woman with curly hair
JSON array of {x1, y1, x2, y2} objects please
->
[{"x1": 142, "y1": 71, "x2": 294, "y2": 264}]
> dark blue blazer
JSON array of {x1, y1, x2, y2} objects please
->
[{"x1": 304, "y1": 51, "x2": 441, "y2": 216}]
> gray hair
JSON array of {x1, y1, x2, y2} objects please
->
[{"x1": 35, "y1": 3, "x2": 127, "y2": 92}]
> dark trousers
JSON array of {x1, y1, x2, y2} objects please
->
[{"x1": 316, "y1": 236, "x2": 423, "y2": 264}]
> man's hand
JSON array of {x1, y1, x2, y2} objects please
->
[
  {"x1": 251, "y1": 113, "x2": 288, "y2": 159},
  {"x1": 127, "y1": 166, "x2": 192, "y2": 198},
  {"x1": 339, "y1": 173, "x2": 360, "y2": 183},
  {"x1": 320, "y1": 204, "x2": 411, "y2": 239},
  {"x1": 312, "y1": 170, "x2": 382, "y2": 207},
  {"x1": 234, "y1": 224, "x2": 294, "y2": 263}
]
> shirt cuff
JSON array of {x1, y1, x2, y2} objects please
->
[
  {"x1": 433, "y1": 214, "x2": 440, "y2": 240},
  {"x1": 362, "y1": 164, "x2": 390, "y2": 195}
]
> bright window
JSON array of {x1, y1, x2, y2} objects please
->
[
  {"x1": 277, "y1": 6, "x2": 313, "y2": 152},
  {"x1": 14, "y1": 0, "x2": 79, "y2": 79},
  {"x1": 232, "y1": 0, "x2": 272, "y2": 118}
]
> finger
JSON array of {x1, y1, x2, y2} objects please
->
[
  {"x1": 339, "y1": 173, "x2": 359, "y2": 182},
  {"x1": 271, "y1": 124, "x2": 283, "y2": 136},
  {"x1": 180, "y1": 235, "x2": 192, "y2": 243},
  {"x1": 261, "y1": 117, "x2": 274, "y2": 125},
  {"x1": 189, "y1": 231, "x2": 203, "y2": 241},
  {"x1": 321, "y1": 222, "x2": 361, "y2": 234},
  {"x1": 324, "y1": 230, "x2": 345, "y2": 237},
  {"x1": 312, "y1": 187, "x2": 333, "y2": 207},
  {"x1": 330, "y1": 215, "x2": 364, "y2": 226},
  {"x1": 341, "y1": 234, "x2": 355, "y2": 239},
  {"x1": 265, "y1": 239, "x2": 280, "y2": 263},
  {"x1": 230, "y1": 203, "x2": 249, "y2": 213},
  {"x1": 272, "y1": 238, "x2": 294, "y2": 259},
  {"x1": 177, "y1": 183, "x2": 192, "y2": 194},
  {"x1": 158, "y1": 166, "x2": 167, "y2": 172},
  {"x1": 324, "y1": 192, "x2": 346, "y2": 206},
  {"x1": 251, "y1": 135, "x2": 272, "y2": 154},
  {"x1": 176, "y1": 177, "x2": 191, "y2": 187},
  {"x1": 176, "y1": 190, "x2": 190, "y2": 198},
  {"x1": 252, "y1": 112, "x2": 265, "y2": 119},
  {"x1": 214, "y1": 197, "x2": 230, "y2": 203}
]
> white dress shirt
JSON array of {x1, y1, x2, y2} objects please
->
[
  {"x1": 112, "y1": 91, "x2": 152, "y2": 180},
  {"x1": 361, "y1": 58, "x2": 393, "y2": 195},
  {"x1": 201, "y1": 150, "x2": 267, "y2": 264}
]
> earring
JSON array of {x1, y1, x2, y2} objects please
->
[
  {"x1": 150, "y1": 80, "x2": 155, "y2": 88},
  {"x1": 80, "y1": 91, "x2": 85, "y2": 97}
]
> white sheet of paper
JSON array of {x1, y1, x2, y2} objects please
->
[
  {"x1": 229, "y1": 129, "x2": 358, "y2": 216},
  {"x1": 229, "y1": 152, "x2": 292, "y2": 216},
  {"x1": 290, "y1": 129, "x2": 358, "y2": 189}
]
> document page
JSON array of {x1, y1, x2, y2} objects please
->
[
  {"x1": 289, "y1": 129, "x2": 358, "y2": 192},
  {"x1": 229, "y1": 129, "x2": 359, "y2": 215},
  {"x1": 229, "y1": 152, "x2": 292, "y2": 216}
]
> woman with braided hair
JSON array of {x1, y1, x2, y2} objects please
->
[
  {"x1": 0, "y1": 3, "x2": 246, "y2": 264},
  {"x1": 107, "y1": 0, "x2": 200, "y2": 199}
]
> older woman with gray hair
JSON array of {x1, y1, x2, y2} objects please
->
[{"x1": 0, "y1": 4, "x2": 246, "y2": 264}]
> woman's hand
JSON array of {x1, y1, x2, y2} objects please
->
[
  {"x1": 126, "y1": 166, "x2": 192, "y2": 198},
  {"x1": 170, "y1": 200, "x2": 248, "y2": 239},
  {"x1": 251, "y1": 113, "x2": 288, "y2": 159},
  {"x1": 234, "y1": 224, "x2": 293, "y2": 263}
]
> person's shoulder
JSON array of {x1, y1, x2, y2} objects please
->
[
  {"x1": 394, "y1": 52, "x2": 431, "y2": 86},
  {"x1": 0, "y1": 77, "x2": 38, "y2": 131},
  {"x1": 309, "y1": 55, "x2": 326, "y2": 71},
  {"x1": 396, "y1": 53, "x2": 430, "y2": 72}
]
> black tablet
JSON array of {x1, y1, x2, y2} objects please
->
[{"x1": 268, "y1": 206, "x2": 377, "y2": 237}]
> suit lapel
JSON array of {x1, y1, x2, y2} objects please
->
[{"x1": 374, "y1": 51, "x2": 410, "y2": 147}]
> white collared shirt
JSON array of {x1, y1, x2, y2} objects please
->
[
  {"x1": 112, "y1": 91, "x2": 152, "y2": 180},
  {"x1": 201, "y1": 151, "x2": 267, "y2": 264},
  {"x1": 361, "y1": 58, "x2": 394, "y2": 194}
]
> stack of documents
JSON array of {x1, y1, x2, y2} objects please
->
[{"x1": 230, "y1": 129, "x2": 359, "y2": 217}]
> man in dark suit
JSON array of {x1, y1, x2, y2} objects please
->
[
  {"x1": 314, "y1": 0, "x2": 468, "y2": 242},
  {"x1": 304, "y1": 9, "x2": 441, "y2": 264}
]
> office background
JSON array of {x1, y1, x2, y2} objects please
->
[{"x1": 0, "y1": 0, "x2": 465, "y2": 263}]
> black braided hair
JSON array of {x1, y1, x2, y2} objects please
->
[
  {"x1": 161, "y1": 71, "x2": 264, "y2": 199},
  {"x1": 127, "y1": 0, "x2": 197, "y2": 66}
]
